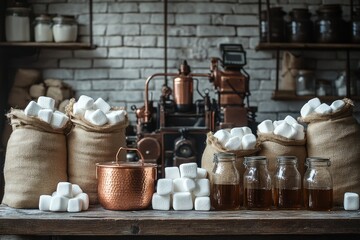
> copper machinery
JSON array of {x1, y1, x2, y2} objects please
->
[{"x1": 131, "y1": 44, "x2": 257, "y2": 177}]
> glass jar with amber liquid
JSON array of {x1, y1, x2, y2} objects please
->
[
  {"x1": 303, "y1": 157, "x2": 333, "y2": 211},
  {"x1": 211, "y1": 152, "x2": 240, "y2": 210},
  {"x1": 273, "y1": 156, "x2": 302, "y2": 209},
  {"x1": 243, "y1": 156, "x2": 272, "y2": 210}
]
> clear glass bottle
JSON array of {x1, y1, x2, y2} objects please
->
[
  {"x1": 34, "y1": 14, "x2": 53, "y2": 42},
  {"x1": 303, "y1": 157, "x2": 333, "y2": 211},
  {"x1": 243, "y1": 156, "x2": 272, "y2": 210},
  {"x1": 52, "y1": 15, "x2": 78, "y2": 42},
  {"x1": 296, "y1": 70, "x2": 316, "y2": 96},
  {"x1": 211, "y1": 152, "x2": 240, "y2": 210},
  {"x1": 273, "y1": 156, "x2": 302, "y2": 209},
  {"x1": 5, "y1": 7, "x2": 31, "y2": 42}
]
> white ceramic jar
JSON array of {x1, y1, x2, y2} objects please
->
[
  {"x1": 5, "y1": 7, "x2": 31, "y2": 42},
  {"x1": 34, "y1": 14, "x2": 53, "y2": 42},
  {"x1": 52, "y1": 15, "x2": 78, "y2": 42}
]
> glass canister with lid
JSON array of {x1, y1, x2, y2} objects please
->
[
  {"x1": 243, "y1": 156, "x2": 272, "y2": 210},
  {"x1": 34, "y1": 14, "x2": 53, "y2": 42},
  {"x1": 260, "y1": 7, "x2": 286, "y2": 42},
  {"x1": 211, "y1": 152, "x2": 241, "y2": 210},
  {"x1": 303, "y1": 157, "x2": 333, "y2": 211},
  {"x1": 315, "y1": 4, "x2": 344, "y2": 43},
  {"x1": 296, "y1": 70, "x2": 316, "y2": 96},
  {"x1": 5, "y1": 7, "x2": 31, "y2": 42},
  {"x1": 287, "y1": 8, "x2": 313, "y2": 43},
  {"x1": 52, "y1": 15, "x2": 78, "y2": 42}
]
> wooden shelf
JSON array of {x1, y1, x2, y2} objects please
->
[
  {"x1": 256, "y1": 42, "x2": 360, "y2": 51},
  {"x1": 272, "y1": 91, "x2": 360, "y2": 101},
  {"x1": 0, "y1": 42, "x2": 96, "y2": 50},
  {"x1": 0, "y1": 204, "x2": 360, "y2": 236}
]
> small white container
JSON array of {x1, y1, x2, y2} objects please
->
[
  {"x1": 34, "y1": 14, "x2": 53, "y2": 42},
  {"x1": 5, "y1": 7, "x2": 31, "y2": 42},
  {"x1": 52, "y1": 15, "x2": 78, "y2": 43}
]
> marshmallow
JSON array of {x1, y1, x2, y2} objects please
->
[
  {"x1": 85, "y1": 109, "x2": 108, "y2": 126},
  {"x1": 196, "y1": 168, "x2": 207, "y2": 179},
  {"x1": 50, "y1": 111, "x2": 69, "y2": 129},
  {"x1": 292, "y1": 123, "x2": 305, "y2": 140},
  {"x1": 344, "y1": 192, "x2": 359, "y2": 210},
  {"x1": 38, "y1": 109, "x2": 53, "y2": 124},
  {"x1": 274, "y1": 122, "x2": 297, "y2": 139},
  {"x1": 214, "y1": 129, "x2": 230, "y2": 145},
  {"x1": 193, "y1": 179, "x2": 210, "y2": 197},
  {"x1": 224, "y1": 136, "x2": 242, "y2": 150},
  {"x1": 49, "y1": 196, "x2": 69, "y2": 212},
  {"x1": 179, "y1": 162, "x2": 198, "y2": 178},
  {"x1": 173, "y1": 192, "x2": 193, "y2": 210},
  {"x1": 77, "y1": 95, "x2": 94, "y2": 110},
  {"x1": 37, "y1": 96, "x2": 55, "y2": 110},
  {"x1": 157, "y1": 178, "x2": 174, "y2": 196},
  {"x1": 194, "y1": 196, "x2": 211, "y2": 211},
  {"x1": 165, "y1": 167, "x2": 180, "y2": 179},
  {"x1": 84, "y1": 109, "x2": 95, "y2": 120},
  {"x1": 152, "y1": 193, "x2": 171, "y2": 210},
  {"x1": 314, "y1": 103, "x2": 332, "y2": 114},
  {"x1": 300, "y1": 103, "x2": 314, "y2": 118},
  {"x1": 39, "y1": 195, "x2": 52, "y2": 211},
  {"x1": 241, "y1": 134, "x2": 257, "y2": 150},
  {"x1": 257, "y1": 120, "x2": 274, "y2": 134},
  {"x1": 72, "y1": 184, "x2": 83, "y2": 196},
  {"x1": 57, "y1": 182, "x2": 73, "y2": 198},
  {"x1": 67, "y1": 198, "x2": 83, "y2": 213},
  {"x1": 75, "y1": 193, "x2": 89, "y2": 210},
  {"x1": 52, "y1": 191, "x2": 58, "y2": 197},
  {"x1": 94, "y1": 97, "x2": 111, "y2": 114},
  {"x1": 106, "y1": 110, "x2": 126, "y2": 125},
  {"x1": 24, "y1": 101, "x2": 42, "y2": 117},
  {"x1": 308, "y1": 97, "x2": 321, "y2": 109},
  {"x1": 242, "y1": 126, "x2": 252, "y2": 135},
  {"x1": 284, "y1": 115, "x2": 298, "y2": 125},
  {"x1": 273, "y1": 120, "x2": 284, "y2": 128},
  {"x1": 330, "y1": 100, "x2": 345, "y2": 112},
  {"x1": 230, "y1": 127, "x2": 244, "y2": 138},
  {"x1": 73, "y1": 102, "x2": 86, "y2": 117},
  {"x1": 173, "y1": 178, "x2": 196, "y2": 192}
]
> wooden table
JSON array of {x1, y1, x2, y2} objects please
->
[{"x1": 1, "y1": 204, "x2": 360, "y2": 239}]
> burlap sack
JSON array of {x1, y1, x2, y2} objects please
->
[
  {"x1": 8, "y1": 87, "x2": 32, "y2": 109},
  {"x1": 66, "y1": 99, "x2": 129, "y2": 204},
  {"x1": 279, "y1": 51, "x2": 303, "y2": 91},
  {"x1": 2, "y1": 109, "x2": 68, "y2": 208},
  {"x1": 257, "y1": 132, "x2": 307, "y2": 178},
  {"x1": 299, "y1": 98, "x2": 360, "y2": 206},
  {"x1": 201, "y1": 131, "x2": 260, "y2": 204},
  {"x1": 13, "y1": 68, "x2": 41, "y2": 88}
]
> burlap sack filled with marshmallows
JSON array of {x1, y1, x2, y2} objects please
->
[
  {"x1": 299, "y1": 98, "x2": 360, "y2": 206},
  {"x1": 66, "y1": 99, "x2": 128, "y2": 204},
  {"x1": 2, "y1": 109, "x2": 68, "y2": 208},
  {"x1": 201, "y1": 131, "x2": 260, "y2": 203},
  {"x1": 257, "y1": 132, "x2": 307, "y2": 178}
]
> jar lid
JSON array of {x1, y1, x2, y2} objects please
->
[
  {"x1": 277, "y1": 156, "x2": 298, "y2": 163},
  {"x1": 6, "y1": 7, "x2": 31, "y2": 14},
  {"x1": 35, "y1": 14, "x2": 52, "y2": 22},
  {"x1": 214, "y1": 152, "x2": 235, "y2": 162},
  {"x1": 298, "y1": 69, "x2": 314, "y2": 75},
  {"x1": 306, "y1": 157, "x2": 331, "y2": 166},
  {"x1": 53, "y1": 15, "x2": 77, "y2": 24},
  {"x1": 244, "y1": 156, "x2": 268, "y2": 165}
]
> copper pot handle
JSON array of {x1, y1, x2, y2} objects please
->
[{"x1": 116, "y1": 147, "x2": 145, "y2": 166}]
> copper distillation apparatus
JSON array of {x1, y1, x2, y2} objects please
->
[{"x1": 131, "y1": 44, "x2": 257, "y2": 177}]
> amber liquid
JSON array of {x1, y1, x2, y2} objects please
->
[
  {"x1": 211, "y1": 184, "x2": 240, "y2": 210},
  {"x1": 304, "y1": 188, "x2": 333, "y2": 211},
  {"x1": 274, "y1": 188, "x2": 302, "y2": 209},
  {"x1": 244, "y1": 188, "x2": 272, "y2": 210}
]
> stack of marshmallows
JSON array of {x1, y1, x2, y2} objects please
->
[
  {"x1": 257, "y1": 115, "x2": 305, "y2": 140},
  {"x1": 73, "y1": 95, "x2": 126, "y2": 126},
  {"x1": 152, "y1": 163, "x2": 210, "y2": 211},
  {"x1": 213, "y1": 126, "x2": 257, "y2": 151},
  {"x1": 39, "y1": 182, "x2": 89, "y2": 212},
  {"x1": 300, "y1": 97, "x2": 345, "y2": 117},
  {"x1": 24, "y1": 96, "x2": 68, "y2": 129}
]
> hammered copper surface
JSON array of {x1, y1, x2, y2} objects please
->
[{"x1": 97, "y1": 165, "x2": 156, "y2": 210}]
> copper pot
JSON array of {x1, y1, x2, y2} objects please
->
[{"x1": 96, "y1": 147, "x2": 157, "y2": 210}]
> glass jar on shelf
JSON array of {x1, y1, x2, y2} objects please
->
[
  {"x1": 5, "y1": 7, "x2": 31, "y2": 42},
  {"x1": 287, "y1": 8, "x2": 313, "y2": 43},
  {"x1": 34, "y1": 14, "x2": 53, "y2": 42},
  {"x1": 352, "y1": 7, "x2": 360, "y2": 43},
  {"x1": 211, "y1": 152, "x2": 241, "y2": 210},
  {"x1": 315, "y1": 4, "x2": 344, "y2": 43},
  {"x1": 243, "y1": 156, "x2": 272, "y2": 210},
  {"x1": 296, "y1": 70, "x2": 316, "y2": 96},
  {"x1": 52, "y1": 15, "x2": 78, "y2": 43},
  {"x1": 260, "y1": 7, "x2": 286, "y2": 42},
  {"x1": 303, "y1": 157, "x2": 333, "y2": 211}
]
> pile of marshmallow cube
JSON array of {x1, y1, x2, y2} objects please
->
[
  {"x1": 152, "y1": 162, "x2": 210, "y2": 211},
  {"x1": 257, "y1": 115, "x2": 305, "y2": 140},
  {"x1": 39, "y1": 182, "x2": 89, "y2": 212},
  {"x1": 213, "y1": 126, "x2": 257, "y2": 151},
  {"x1": 300, "y1": 98, "x2": 345, "y2": 117},
  {"x1": 73, "y1": 95, "x2": 126, "y2": 126},
  {"x1": 24, "y1": 96, "x2": 69, "y2": 129}
]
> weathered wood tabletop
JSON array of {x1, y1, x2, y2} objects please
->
[{"x1": 1, "y1": 204, "x2": 360, "y2": 236}]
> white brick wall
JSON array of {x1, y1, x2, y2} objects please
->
[{"x1": 15, "y1": 0, "x2": 360, "y2": 124}]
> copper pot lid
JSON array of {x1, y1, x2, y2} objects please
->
[{"x1": 96, "y1": 147, "x2": 157, "y2": 169}]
